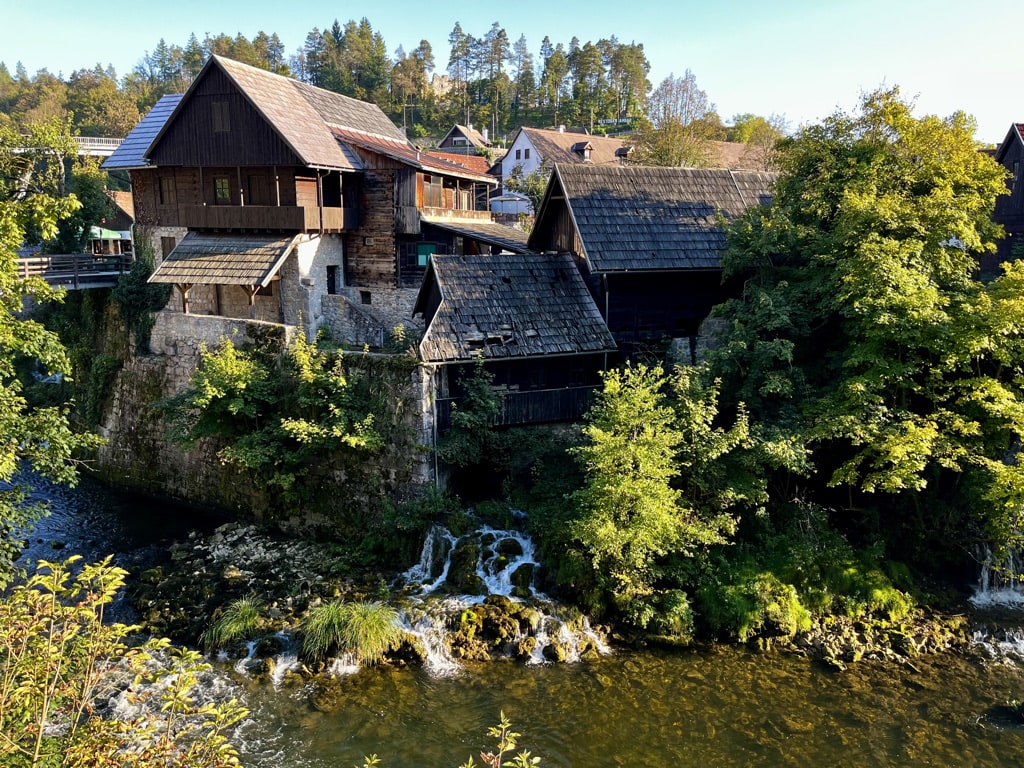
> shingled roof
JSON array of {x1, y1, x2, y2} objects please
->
[
  {"x1": 529, "y1": 164, "x2": 777, "y2": 272},
  {"x1": 102, "y1": 94, "x2": 182, "y2": 169},
  {"x1": 149, "y1": 232, "x2": 301, "y2": 286},
  {"x1": 414, "y1": 252, "x2": 617, "y2": 363},
  {"x1": 106, "y1": 56, "x2": 466, "y2": 177}
]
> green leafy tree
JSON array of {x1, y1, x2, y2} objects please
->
[
  {"x1": 713, "y1": 87, "x2": 1018, "y2": 552},
  {"x1": 0, "y1": 557, "x2": 247, "y2": 767},
  {"x1": 503, "y1": 161, "x2": 550, "y2": 216},
  {"x1": 570, "y1": 364, "x2": 737, "y2": 628},
  {"x1": 165, "y1": 332, "x2": 381, "y2": 506},
  {"x1": 0, "y1": 117, "x2": 102, "y2": 587}
]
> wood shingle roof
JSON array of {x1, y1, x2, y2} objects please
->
[
  {"x1": 102, "y1": 94, "x2": 182, "y2": 169},
  {"x1": 531, "y1": 164, "x2": 777, "y2": 272},
  {"x1": 148, "y1": 232, "x2": 300, "y2": 286},
  {"x1": 415, "y1": 252, "x2": 617, "y2": 363}
]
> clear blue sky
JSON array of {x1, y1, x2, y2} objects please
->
[{"x1": 4, "y1": 0, "x2": 1021, "y2": 144}]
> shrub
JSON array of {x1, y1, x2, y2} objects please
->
[
  {"x1": 0, "y1": 557, "x2": 247, "y2": 768},
  {"x1": 201, "y1": 596, "x2": 264, "y2": 651},
  {"x1": 698, "y1": 569, "x2": 811, "y2": 642},
  {"x1": 300, "y1": 600, "x2": 400, "y2": 665}
]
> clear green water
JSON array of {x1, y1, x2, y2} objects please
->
[
  {"x1": 233, "y1": 645, "x2": 1024, "y2": 767},
  {"x1": 22, "y1": 471, "x2": 1024, "y2": 767}
]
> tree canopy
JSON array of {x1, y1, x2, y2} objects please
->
[
  {"x1": 711, "y1": 87, "x2": 1019, "y2": 555},
  {"x1": 0, "y1": 117, "x2": 103, "y2": 585}
]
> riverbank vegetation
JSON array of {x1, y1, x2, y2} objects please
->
[{"x1": 0, "y1": 557, "x2": 247, "y2": 768}]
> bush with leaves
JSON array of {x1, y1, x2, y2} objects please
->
[
  {"x1": 0, "y1": 557, "x2": 248, "y2": 768},
  {"x1": 569, "y1": 363, "x2": 752, "y2": 630},
  {"x1": 163, "y1": 331, "x2": 382, "y2": 507}
]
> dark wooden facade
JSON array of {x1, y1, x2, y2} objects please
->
[{"x1": 992, "y1": 125, "x2": 1024, "y2": 274}]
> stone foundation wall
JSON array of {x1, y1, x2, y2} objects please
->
[
  {"x1": 320, "y1": 287, "x2": 424, "y2": 348},
  {"x1": 97, "y1": 310, "x2": 436, "y2": 522}
]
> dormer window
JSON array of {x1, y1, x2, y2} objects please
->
[
  {"x1": 212, "y1": 101, "x2": 230, "y2": 133},
  {"x1": 572, "y1": 142, "x2": 592, "y2": 161}
]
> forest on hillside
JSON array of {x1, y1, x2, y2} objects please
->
[{"x1": 0, "y1": 19, "x2": 784, "y2": 166}]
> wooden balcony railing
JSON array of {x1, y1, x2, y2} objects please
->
[
  {"x1": 18, "y1": 253, "x2": 131, "y2": 290},
  {"x1": 155, "y1": 204, "x2": 355, "y2": 232},
  {"x1": 436, "y1": 384, "x2": 599, "y2": 430}
]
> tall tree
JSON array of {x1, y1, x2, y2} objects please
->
[
  {"x1": 634, "y1": 70, "x2": 716, "y2": 167},
  {"x1": 0, "y1": 117, "x2": 102, "y2": 585},
  {"x1": 713, "y1": 88, "x2": 1018, "y2": 554}
]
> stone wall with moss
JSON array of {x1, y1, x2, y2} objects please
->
[{"x1": 94, "y1": 310, "x2": 436, "y2": 525}]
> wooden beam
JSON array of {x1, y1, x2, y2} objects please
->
[{"x1": 177, "y1": 283, "x2": 192, "y2": 314}]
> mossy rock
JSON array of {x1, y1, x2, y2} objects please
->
[
  {"x1": 510, "y1": 563, "x2": 534, "y2": 591},
  {"x1": 515, "y1": 637, "x2": 537, "y2": 661},
  {"x1": 542, "y1": 640, "x2": 570, "y2": 663},
  {"x1": 495, "y1": 537, "x2": 524, "y2": 557}
]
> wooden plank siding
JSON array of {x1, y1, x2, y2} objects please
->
[
  {"x1": 436, "y1": 384, "x2": 600, "y2": 430},
  {"x1": 148, "y1": 66, "x2": 301, "y2": 168}
]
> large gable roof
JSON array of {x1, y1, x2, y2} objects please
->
[
  {"x1": 108, "y1": 56, "x2": 469, "y2": 176},
  {"x1": 414, "y1": 252, "x2": 617, "y2": 363},
  {"x1": 530, "y1": 164, "x2": 776, "y2": 272},
  {"x1": 512, "y1": 126, "x2": 628, "y2": 167}
]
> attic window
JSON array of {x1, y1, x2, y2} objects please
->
[
  {"x1": 212, "y1": 101, "x2": 230, "y2": 133},
  {"x1": 524, "y1": 148, "x2": 530, "y2": 159}
]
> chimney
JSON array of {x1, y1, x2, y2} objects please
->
[
  {"x1": 467, "y1": 123, "x2": 473, "y2": 132},
  {"x1": 558, "y1": 125, "x2": 566, "y2": 133},
  {"x1": 482, "y1": 127, "x2": 489, "y2": 142}
]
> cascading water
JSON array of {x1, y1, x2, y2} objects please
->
[
  {"x1": 396, "y1": 520, "x2": 609, "y2": 672},
  {"x1": 971, "y1": 544, "x2": 1024, "y2": 607}
]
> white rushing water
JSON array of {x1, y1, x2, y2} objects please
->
[{"x1": 970, "y1": 545, "x2": 1024, "y2": 607}]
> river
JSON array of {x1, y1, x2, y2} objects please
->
[{"x1": 16, "y1": 471, "x2": 1024, "y2": 767}]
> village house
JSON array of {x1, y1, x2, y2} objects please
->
[
  {"x1": 103, "y1": 55, "x2": 527, "y2": 346},
  {"x1": 991, "y1": 123, "x2": 1024, "y2": 274},
  {"x1": 435, "y1": 123, "x2": 492, "y2": 155},
  {"x1": 526, "y1": 163, "x2": 777, "y2": 361}
]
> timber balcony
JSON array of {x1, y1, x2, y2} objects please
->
[
  {"x1": 436, "y1": 384, "x2": 600, "y2": 430},
  {"x1": 154, "y1": 204, "x2": 356, "y2": 233}
]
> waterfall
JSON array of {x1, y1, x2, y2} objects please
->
[
  {"x1": 971, "y1": 545, "x2": 1024, "y2": 607},
  {"x1": 397, "y1": 521, "x2": 610, "y2": 673}
]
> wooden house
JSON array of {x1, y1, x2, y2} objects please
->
[
  {"x1": 527, "y1": 164, "x2": 776, "y2": 359},
  {"x1": 991, "y1": 124, "x2": 1024, "y2": 274},
  {"x1": 103, "y1": 55, "x2": 521, "y2": 345},
  {"x1": 413, "y1": 251, "x2": 617, "y2": 429},
  {"x1": 436, "y1": 124, "x2": 492, "y2": 154}
]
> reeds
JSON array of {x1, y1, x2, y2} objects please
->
[{"x1": 201, "y1": 597, "x2": 263, "y2": 651}]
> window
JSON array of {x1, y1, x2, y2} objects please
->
[
  {"x1": 360, "y1": 290, "x2": 372, "y2": 305},
  {"x1": 212, "y1": 101, "x2": 230, "y2": 133},
  {"x1": 524, "y1": 148, "x2": 530, "y2": 159},
  {"x1": 417, "y1": 243, "x2": 436, "y2": 267},
  {"x1": 214, "y1": 177, "x2": 231, "y2": 205},
  {"x1": 515, "y1": 149, "x2": 522, "y2": 160},
  {"x1": 256, "y1": 282, "x2": 274, "y2": 297},
  {"x1": 159, "y1": 176, "x2": 176, "y2": 205}
]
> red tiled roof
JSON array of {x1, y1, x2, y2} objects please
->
[
  {"x1": 425, "y1": 150, "x2": 495, "y2": 176},
  {"x1": 331, "y1": 128, "x2": 496, "y2": 185}
]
